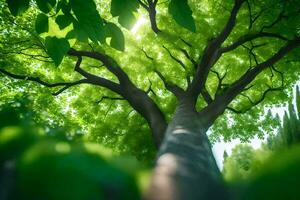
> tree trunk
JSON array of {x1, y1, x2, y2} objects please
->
[{"x1": 145, "y1": 102, "x2": 229, "y2": 200}]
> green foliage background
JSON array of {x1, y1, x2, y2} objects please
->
[{"x1": 0, "y1": 101, "x2": 142, "y2": 200}]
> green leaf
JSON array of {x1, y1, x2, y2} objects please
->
[
  {"x1": 6, "y1": 0, "x2": 30, "y2": 16},
  {"x1": 55, "y1": 14, "x2": 73, "y2": 30},
  {"x1": 111, "y1": 0, "x2": 139, "y2": 29},
  {"x1": 118, "y1": 12, "x2": 136, "y2": 30},
  {"x1": 105, "y1": 23, "x2": 125, "y2": 51},
  {"x1": 69, "y1": 0, "x2": 105, "y2": 42},
  {"x1": 55, "y1": 0, "x2": 69, "y2": 14},
  {"x1": 45, "y1": 37, "x2": 70, "y2": 66},
  {"x1": 70, "y1": 21, "x2": 89, "y2": 42},
  {"x1": 61, "y1": 2, "x2": 71, "y2": 14},
  {"x1": 35, "y1": 0, "x2": 56, "y2": 13},
  {"x1": 168, "y1": 0, "x2": 196, "y2": 32},
  {"x1": 65, "y1": 30, "x2": 77, "y2": 39},
  {"x1": 35, "y1": 13, "x2": 49, "y2": 34}
]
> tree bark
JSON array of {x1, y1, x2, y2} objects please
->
[
  {"x1": 148, "y1": 2, "x2": 160, "y2": 34},
  {"x1": 122, "y1": 86, "x2": 167, "y2": 148},
  {"x1": 145, "y1": 102, "x2": 228, "y2": 200}
]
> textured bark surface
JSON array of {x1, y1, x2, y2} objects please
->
[{"x1": 145, "y1": 103, "x2": 228, "y2": 200}]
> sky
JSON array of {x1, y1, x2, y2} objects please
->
[{"x1": 212, "y1": 137, "x2": 263, "y2": 169}]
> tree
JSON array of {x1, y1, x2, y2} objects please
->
[
  {"x1": 224, "y1": 87, "x2": 300, "y2": 183},
  {"x1": 1, "y1": 0, "x2": 300, "y2": 199},
  {"x1": 222, "y1": 143, "x2": 300, "y2": 200},
  {"x1": 222, "y1": 144, "x2": 271, "y2": 182}
]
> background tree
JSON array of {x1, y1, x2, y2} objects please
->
[
  {"x1": 222, "y1": 144, "x2": 271, "y2": 182},
  {"x1": 224, "y1": 86, "x2": 300, "y2": 183},
  {"x1": 1, "y1": 0, "x2": 300, "y2": 199},
  {"x1": 267, "y1": 86, "x2": 300, "y2": 150}
]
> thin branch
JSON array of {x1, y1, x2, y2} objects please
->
[
  {"x1": 146, "y1": 79, "x2": 157, "y2": 96},
  {"x1": 154, "y1": 69, "x2": 184, "y2": 97},
  {"x1": 243, "y1": 84, "x2": 254, "y2": 92},
  {"x1": 226, "y1": 85, "x2": 283, "y2": 114},
  {"x1": 0, "y1": 45, "x2": 52, "y2": 63},
  {"x1": 0, "y1": 68, "x2": 89, "y2": 95},
  {"x1": 52, "y1": 79, "x2": 90, "y2": 96},
  {"x1": 142, "y1": 48, "x2": 186, "y2": 96},
  {"x1": 247, "y1": 1, "x2": 264, "y2": 30},
  {"x1": 104, "y1": 102, "x2": 114, "y2": 119},
  {"x1": 201, "y1": 87, "x2": 213, "y2": 104},
  {"x1": 261, "y1": 7, "x2": 287, "y2": 31},
  {"x1": 211, "y1": 0, "x2": 246, "y2": 46},
  {"x1": 141, "y1": 48, "x2": 154, "y2": 61},
  {"x1": 180, "y1": 38, "x2": 193, "y2": 48},
  {"x1": 163, "y1": 45, "x2": 186, "y2": 70},
  {"x1": 220, "y1": 32, "x2": 289, "y2": 53},
  {"x1": 240, "y1": 93, "x2": 255, "y2": 104},
  {"x1": 242, "y1": 42, "x2": 260, "y2": 65},
  {"x1": 96, "y1": 96, "x2": 125, "y2": 104},
  {"x1": 271, "y1": 65, "x2": 284, "y2": 87},
  {"x1": 178, "y1": 47, "x2": 197, "y2": 67},
  {"x1": 138, "y1": 0, "x2": 149, "y2": 10},
  {"x1": 211, "y1": 69, "x2": 228, "y2": 95},
  {"x1": 226, "y1": 106, "x2": 245, "y2": 114}
]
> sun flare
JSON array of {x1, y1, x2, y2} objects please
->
[{"x1": 131, "y1": 16, "x2": 147, "y2": 33}]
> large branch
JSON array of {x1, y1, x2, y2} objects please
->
[
  {"x1": 68, "y1": 49, "x2": 167, "y2": 147},
  {"x1": 212, "y1": 0, "x2": 246, "y2": 46},
  {"x1": 68, "y1": 49, "x2": 131, "y2": 87},
  {"x1": 138, "y1": 0, "x2": 160, "y2": 33},
  {"x1": 154, "y1": 69, "x2": 185, "y2": 98},
  {"x1": 188, "y1": 0, "x2": 246, "y2": 102},
  {"x1": 199, "y1": 37, "x2": 300, "y2": 124},
  {"x1": 70, "y1": 55, "x2": 122, "y2": 94}
]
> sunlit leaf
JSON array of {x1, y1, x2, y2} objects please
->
[
  {"x1": 168, "y1": 0, "x2": 196, "y2": 32},
  {"x1": 35, "y1": 13, "x2": 49, "y2": 34},
  {"x1": 105, "y1": 23, "x2": 125, "y2": 51},
  {"x1": 67, "y1": 21, "x2": 89, "y2": 42},
  {"x1": 6, "y1": 0, "x2": 30, "y2": 16},
  {"x1": 111, "y1": 0, "x2": 139, "y2": 29},
  {"x1": 45, "y1": 37, "x2": 70, "y2": 66},
  {"x1": 69, "y1": 0, "x2": 105, "y2": 42},
  {"x1": 56, "y1": 0, "x2": 70, "y2": 14},
  {"x1": 35, "y1": 0, "x2": 56, "y2": 13},
  {"x1": 55, "y1": 14, "x2": 73, "y2": 30}
]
